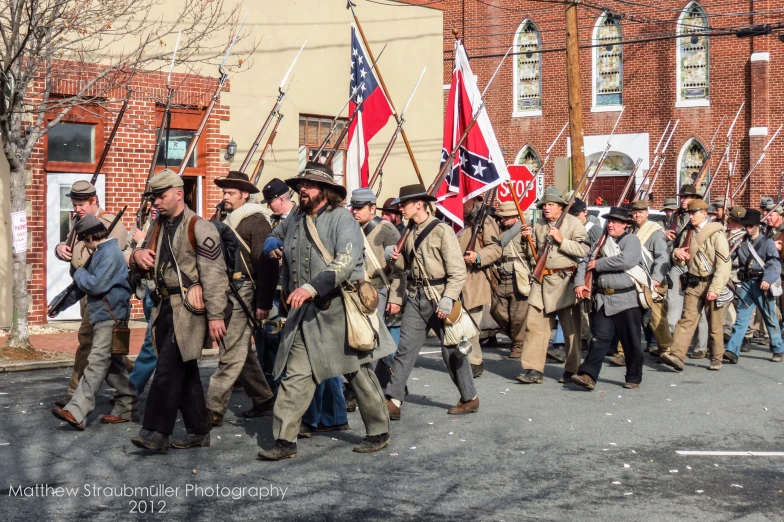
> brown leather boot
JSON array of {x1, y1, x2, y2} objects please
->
[
  {"x1": 447, "y1": 397, "x2": 479, "y2": 415},
  {"x1": 570, "y1": 373, "x2": 595, "y2": 390},
  {"x1": 386, "y1": 400, "x2": 401, "y2": 420}
]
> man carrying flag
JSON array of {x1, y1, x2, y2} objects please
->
[{"x1": 346, "y1": 24, "x2": 394, "y2": 193}]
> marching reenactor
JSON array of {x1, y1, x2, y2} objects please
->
[
  {"x1": 50, "y1": 215, "x2": 137, "y2": 429},
  {"x1": 262, "y1": 177, "x2": 296, "y2": 229},
  {"x1": 765, "y1": 207, "x2": 784, "y2": 328},
  {"x1": 713, "y1": 198, "x2": 726, "y2": 224},
  {"x1": 205, "y1": 171, "x2": 277, "y2": 427},
  {"x1": 382, "y1": 184, "x2": 478, "y2": 419},
  {"x1": 379, "y1": 197, "x2": 406, "y2": 234},
  {"x1": 53, "y1": 180, "x2": 129, "y2": 408},
  {"x1": 489, "y1": 201, "x2": 530, "y2": 359},
  {"x1": 723, "y1": 209, "x2": 784, "y2": 363},
  {"x1": 629, "y1": 200, "x2": 673, "y2": 356},
  {"x1": 458, "y1": 196, "x2": 502, "y2": 377},
  {"x1": 129, "y1": 171, "x2": 229, "y2": 451},
  {"x1": 572, "y1": 207, "x2": 645, "y2": 390},
  {"x1": 569, "y1": 198, "x2": 602, "y2": 247},
  {"x1": 661, "y1": 198, "x2": 679, "y2": 230},
  {"x1": 258, "y1": 162, "x2": 395, "y2": 460},
  {"x1": 661, "y1": 199, "x2": 731, "y2": 372},
  {"x1": 516, "y1": 187, "x2": 589, "y2": 385}
]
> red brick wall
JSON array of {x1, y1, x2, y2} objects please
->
[
  {"x1": 25, "y1": 62, "x2": 230, "y2": 325},
  {"x1": 440, "y1": 0, "x2": 783, "y2": 207}
]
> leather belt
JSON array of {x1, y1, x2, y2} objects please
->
[
  {"x1": 595, "y1": 286, "x2": 636, "y2": 296},
  {"x1": 547, "y1": 266, "x2": 576, "y2": 275},
  {"x1": 409, "y1": 276, "x2": 447, "y2": 287},
  {"x1": 159, "y1": 286, "x2": 182, "y2": 299},
  {"x1": 500, "y1": 255, "x2": 521, "y2": 263}
]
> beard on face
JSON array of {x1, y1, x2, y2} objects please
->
[{"x1": 300, "y1": 188, "x2": 325, "y2": 214}]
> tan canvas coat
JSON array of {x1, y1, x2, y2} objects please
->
[
  {"x1": 673, "y1": 221, "x2": 731, "y2": 295},
  {"x1": 392, "y1": 214, "x2": 466, "y2": 303},
  {"x1": 522, "y1": 213, "x2": 589, "y2": 314},
  {"x1": 457, "y1": 215, "x2": 502, "y2": 310},
  {"x1": 131, "y1": 206, "x2": 228, "y2": 362},
  {"x1": 362, "y1": 218, "x2": 405, "y2": 306},
  {"x1": 57, "y1": 209, "x2": 128, "y2": 270}
]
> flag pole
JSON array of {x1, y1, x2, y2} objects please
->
[{"x1": 348, "y1": 0, "x2": 424, "y2": 185}]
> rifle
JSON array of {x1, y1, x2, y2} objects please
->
[
  {"x1": 733, "y1": 123, "x2": 783, "y2": 199},
  {"x1": 141, "y1": 16, "x2": 246, "y2": 259},
  {"x1": 368, "y1": 66, "x2": 426, "y2": 189},
  {"x1": 394, "y1": 44, "x2": 512, "y2": 252},
  {"x1": 514, "y1": 122, "x2": 569, "y2": 213},
  {"x1": 723, "y1": 148, "x2": 739, "y2": 214},
  {"x1": 640, "y1": 119, "x2": 680, "y2": 201},
  {"x1": 135, "y1": 32, "x2": 180, "y2": 231},
  {"x1": 507, "y1": 180, "x2": 539, "y2": 262},
  {"x1": 65, "y1": 88, "x2": 133, "y2": 250},
  {"x1": 312, "y1": 44, "x2": 388, "y2": 163},
  {"x1": 633, "y1": 120, "x2": 670, "y2": 200},
  {"x1": 580, "y1": 158, "x2": 643, "y2": 298},
  {"x1": 465, "y1": 187, "x2": 495, "y2": 254},
  {"x1": 48, "y1": 206, "x2": 128, "y2": 317},
  {"x1": 700, "y1": 102, "x2": 744, "y2": 199},
  {"x1": 530, "y1": 160, "x2": 597, "y2": 283},
  {"x1": 582, "y1": 108, "x2": 624, "y2": 202},
  {"x1": 691, "y1": 115, "x2": 726, "y2": 193},
  {"x1": 237, "y1": 40, "x2": 305, "y2": 173},
  {"x1": 250, "y1": 112, "x2": 284, "y2": 185}
]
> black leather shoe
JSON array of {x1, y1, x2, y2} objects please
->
[
  {"x1": 312, "y1": 422, "x2": 350, "y2": 433},
  {"x1": 557, "y1": 372, "x2": 574, "y2": 384},
  {"x1": 516, "y1": 370, "x2": 544, "y2": 384},
  {"x1": 740, "y1": 339, "x2": 752, "y2": 353},
  {"x1": 208, "y1": 410, "x2": 224, "y2": 427},
  {"x1": 243, "y1": 397, "x2": 275, "y2": 418},
  {"x1": 688, "y1": 350, "x2": 708, "y2": 359},
  {"x1": 297, "y1": 424, "x2": 312, "y2": 439},
  {"x1": 352, "y1": 433, "x2": 391, "y2": 453},
  {"x1": 547, "y1": 345, "x2": 566, "y2": 363},
  {"x1": 471, "y1": 362, "x2": 484, "y2": 378},
  {"x1": 258, "y1": 439, "x2": 297, "y2": 460},
  {"x1": 344, "y1": 385, "x2": 358, "y2": 412},
  {"x1": 170, "y1": 432, "x2": 210, "y2": 449},
  {"x1": 131, "y1": 430, "x2": 170, "y2": 452},
  {"x1": 54, "y1": 396, "x2": 72, "y2": 408},
  {"x1": 723, "y1": 351, "x2": 739, "y2": 364}
]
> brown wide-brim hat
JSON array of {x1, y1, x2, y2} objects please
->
[
  {"x1": 215, "y1": 170, "x2": 260, "y2": 194},
  {"x1": 285, "y1": 161, "x2": 347, "y2": 200},
  {"x1": 379, "y1": 197, "x2": 402, "y2": 214},
  {"x1": 678, "y1": 184, "x2": 703, "y2": 199},
  {"x1": 391, "y1": 184, "x2": 437, "y2": 206}
]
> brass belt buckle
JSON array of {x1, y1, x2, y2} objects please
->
[
  {"x1": 160, "y1": 287, "x2": 170, "y2": 298},
  {"x1": 605, "y1": 288, "x2": 615, "y2": 296}
]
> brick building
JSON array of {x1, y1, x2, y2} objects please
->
[
  {"x1": 25, "y1": 64, "x2": 229, "y2": 324},
  {"x1": 439, "y1": 0, "x2": 783, "y2": 208}
]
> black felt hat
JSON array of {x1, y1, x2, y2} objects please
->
[
  {"x1": 601, "y1": 206, "x2": 634, "y2": 224},
  {"x1": 390, "y1": 184, "x2": 437, "y2": 206}
]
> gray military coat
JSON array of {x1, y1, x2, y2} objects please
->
[
  {"x1": 272, "y1": 205, "x2": 396, "y2": 382},
  {"x1": 575, "y1": 232, "x2": 642, "y2": 316}
]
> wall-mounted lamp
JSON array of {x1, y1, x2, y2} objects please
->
[{"x1": 224, "y1": 138, "x2": 237, "y2": 161}]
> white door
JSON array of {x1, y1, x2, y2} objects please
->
[{"x1": 46, "y1": 174, "x2": 105, "y2": 321}]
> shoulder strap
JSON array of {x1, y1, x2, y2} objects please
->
[
  {"x1": 363, "y1": 216, "x2": 383, "y2": 237},
  {"x1": 101, "y1": 297, "x2": 119, "y2": 322},
  {"x1": 747, "y1": 238, "x2": 766, "y2": 269},
  {"x1": 187, "y1": 215, "x2": 198, "y2": 250},
  {"x1": 413, "y1": 220, "x2": 441, "y2": 253},
  {"x1": 304, "y1": 215, "x2": 334, "y2": 264},
  {"x1": 362, "y1": 233, "x2": 391, "y2": 290}
]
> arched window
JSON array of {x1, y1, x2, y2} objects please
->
[
  {"x1": 514, "y1": 21, "x2": 542, "y2": 116},
  {"x1": 678, "y1": 138, "x2": 708, "y2": 192},
  {"x1": 593, "y1": 12, "x2": 622, "y2": 108},
  {"x1": 515, "y1": 145, "x2": 541, "y2": 173},
  {"x1": 677, "y1": 2, "x2": 709, "y2": 106}
]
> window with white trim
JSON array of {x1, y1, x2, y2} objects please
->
[
  {"x1": 514, "y1": 21, "x2": 542, "y2": 114},
  {"x1": 593, "y1": 13, "x2": 622, "y2": 107},
  {"x1": 678, "y1": 138, "x2": 708, "y2": 192},
  {"x1": 515, "y1": 145, "x2": 541, "y2": 173},
  {"x1": 677, "y1": 2, "x2": 709, "y2": 104}
]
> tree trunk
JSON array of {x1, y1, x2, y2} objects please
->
[{"x1": 4, "y1": 152, "x2": 31, "y2": 349}]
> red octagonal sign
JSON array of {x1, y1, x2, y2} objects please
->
[{"x1": 497, "y1": 165, "x2": 537, "y2": 210}]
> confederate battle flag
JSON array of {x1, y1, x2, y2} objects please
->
[
  {"x1": 437, "y1": 40, "x2": 509, "y2": 229},
  {"x1": 346, "y1": 24, "x2": 394, "y2": 192}
]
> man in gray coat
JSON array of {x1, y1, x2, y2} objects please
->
[
  {"x1": 258, "y1": 162, "x2": 395, "y2": 460},
  {"x1": 572, "y1": 207, "x2": 645, "y2": 390}
]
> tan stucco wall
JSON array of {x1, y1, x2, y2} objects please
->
[{"x1": 215, "y1": 1, "x2": 444, "y2": 202}]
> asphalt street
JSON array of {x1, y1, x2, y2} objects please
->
[{"x1": 1, "y1": 337, "x2": 783, "y2": 521}]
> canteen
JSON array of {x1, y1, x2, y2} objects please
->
[{"x1": 455, "y1": 336, "x2": 473, "y2": 359}]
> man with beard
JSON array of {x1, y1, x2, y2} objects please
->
[
  {"x1": 458, "y1": 196, "x2": 502, "y2": 377},
  {"x1": 53, "y1": 180, "x2": 129, "y2": 407},
  {"x1": 257, "y1": 162, "x2": 395, "y2": 459},
  {"x1": 205, "y1": 171, "x2": 277, "y2": 427},
  {"x1": 129, "y1": 171, "x2": 228, "y2": 451},
  {"x1": 380, "y1": 197, "x2": 405, "y2": 234},
  {"x1": 489, "y1": 201, "x2": 530, "y2": 359},
  {"x1": 382, "y1": 184, "x2": 476, "y2": 419},
  {"x1": 516, "y1": 187, "x2": 589, "y2": 385}
]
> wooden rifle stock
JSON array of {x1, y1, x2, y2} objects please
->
[
  {"x1": 239, "y1": 99, "x2": 283, "y2": 173},
  {"x1": 465, "y1": 188, "x2": 495, "y2": 254},
  {"x1": 368, "y1": 121, "x2": 404, "y2": 189},
  {"x1": 136, "y1": 87, "x2": 174, "y2": 231},
  {"x1": 580, "y1": 228, "x2": 608, "y2": 299},
  {"x1": 507, "y1": 180, "x2": 538, "y2": 262},
  {"x1": 324, "y1": 106, "x2": 362, "y2": 164},
  {"x1": 251, "y1": 112, "x2": 284, "y2": 185}
]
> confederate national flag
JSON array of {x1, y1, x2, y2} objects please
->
[
  {"x1": 346, "y1": 24, "x2": 394, "y2": 192},
  {"x1": 437, "y1": 40, "x2": 509, "y2": 229}
]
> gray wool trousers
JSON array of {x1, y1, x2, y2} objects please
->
[
  {"x1": 65, "y1": 320, "x2": 138, "y2": 425},
  {"x1": 380, "y1": 286, "x2": 477, "y2": 403},
  {"x1": 667, "y1": 266, "x2": 708, "y2": 351}
]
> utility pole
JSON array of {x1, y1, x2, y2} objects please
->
[{"x1": 565, "y1": 1, "x2": 586, "y2": 186}]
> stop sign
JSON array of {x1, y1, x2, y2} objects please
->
[{"x1": 497, "y1": 165, "x2": 537, "y2": 210}]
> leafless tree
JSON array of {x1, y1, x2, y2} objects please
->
[{"x1": 0, "y1": 0, "x2": 252, "y2": 348}]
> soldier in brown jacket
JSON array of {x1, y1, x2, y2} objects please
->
[
  {"x1": 458, "y1": 196, "x2": 502, "y2": 377},
  {"x1": 517, "y1": 187, "x2": 589, "y2": 384},
  {"x1": 129, "y1": 170, "x2": 228, "y2": 452},
  {"x1": 53, "y1": 180, "x2": 129, "y2": 407}
]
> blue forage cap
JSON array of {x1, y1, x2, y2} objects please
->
[{"x1": 350, "y1": 188, "x2": 377, "y2": 208}]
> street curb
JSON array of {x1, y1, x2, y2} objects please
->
[{"x1": 0, "y1": 348, "x2": 219, "y2": 373}]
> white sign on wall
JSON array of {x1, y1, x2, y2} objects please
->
[{"x1": 11, "y1": 211, "x2": 27, "y2": 254}]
